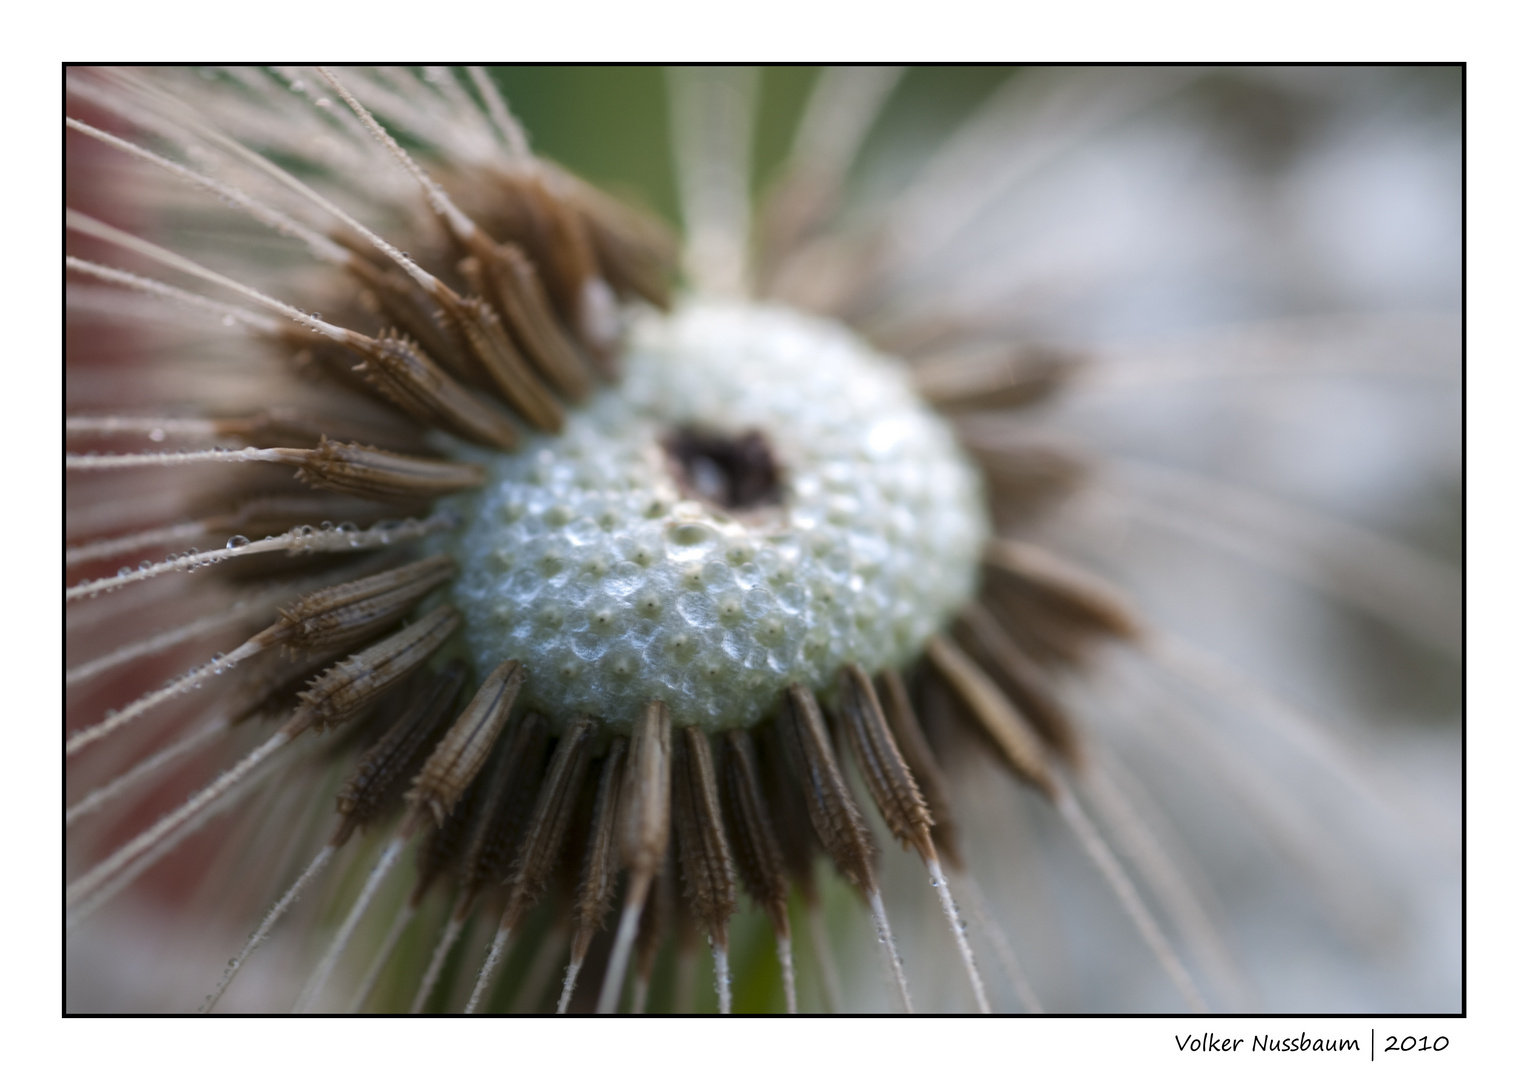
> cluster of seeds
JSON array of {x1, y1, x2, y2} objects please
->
[
  {"x1": 447, "y1": 300, "x2": 988, "y2": 733},
  {"x1": 67, "y1": 65, "x2": 1439, "y2": 1017}
]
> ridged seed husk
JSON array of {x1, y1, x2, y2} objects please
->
[
  {"x1": 294, "y1": 604, "x2": 461, "y2": 732},
  {"x1": 926, "y1": 634, "x2": 1056, "y2": 798},
  {"x1": 982, "y1": 537, "x2": 1140, "y2": 641},
  {"x1": 953, "y1": 601, "x2": 1083, "y2": 765},
  {"x1": 224, "y1": 644, "x2": 348, "y2": 728},
  {"x1": 620, "y1": 700, "x2": 672, "y2": 881},
  {"x1": 412, "y1": 769, "x2": 486, "y2": 905},
  {"x1": 758, "y1": 719, "x2": 822, "y2": 900},
  {"x1": 341, "y1": 247, "x2": 480, "y2": 388},
  {"x1": 571, "y1": 737, "x2": 628, "y2": 959},
  {"x1": 501, "y1": 716, "x2": 597, "y2": 931},
  {"x1": 671, "y1": 726, "x2": 736, "y2": 942},
  {"x1": 277, "y1": 438, "x2": 485, "y2": 502},
  {"x1": 271, "y1": 554, "x2": 456, "y2": 654},
  {"x1": 472, "y1": 167, "x2": 600, "y2": 331},
  {"x1": 780, "y1": 684, "x2": 878, "y2": 895},
  {"x1": 837, "y1": 664, "x2": 936, "y2": 863},
  {"x1": 172, "y1": 409, "x2": 423, "y2": 456},
  {"x1": 332, "y1": 662, "x2": 467, "y2": 842},
  {"x1": 407, "y1": 659, "x2": 525, "y2": 826},
  {"x1": 458, "y1": 236, "x2": 594, "y2": 401},
  {"x1": 346, "y1": 330, "x2": 521, "y2": 450},
  {"x1": 566, "y1": 175, "x2": 678, "y2": 312},
  {"x1": 454, "y1": 162, "x2": 676, "y2": 317},
  {"x1": 457, "y1": 712, "x2": 551, "y2": 899},
  {"x1": 435, "y1": 289, "x2": 565, "y2": 433},
  {"x1": 717, "y1": 728, "x2": 791, "y2": 936},
  {"x1": 874, "y1": 669, "x2": 963, "y2": 869}
]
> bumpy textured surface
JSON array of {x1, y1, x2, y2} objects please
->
[{"x1": 447, "y1": 302, "x2": 988, "y2": 733}]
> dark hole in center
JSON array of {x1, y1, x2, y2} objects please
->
[{"x1": 662, "y1": 428, "x2": 782, "y2": 511}]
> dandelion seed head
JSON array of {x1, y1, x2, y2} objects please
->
[
  {"x1": 65, "y1": 65, "x2": 1459, "y2": 1016},
  {"x1": 448, "y1": 301, "x2": 987, "y2": 732}
]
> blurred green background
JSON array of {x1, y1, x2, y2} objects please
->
[{"x1": 490, "y1": 66, "x2": 1021, "y2": 228}]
